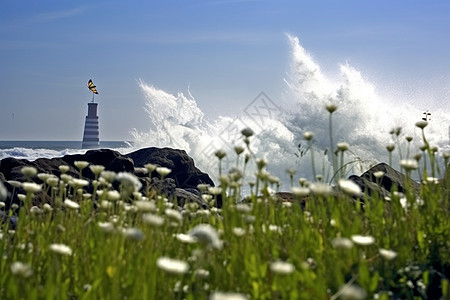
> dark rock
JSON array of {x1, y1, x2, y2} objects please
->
[
  {"x1": 149, "y1": 177, "x2": 177, "y2": 196},
  {"x1": 0, "y1": 210, "x2": 17, "y2": 230},
  {"x1": 0, "y1": 147, "x2": 216, "y2": 212},
  {"x1": 0, "y1": 157, "x2": 33, "y2": 182},
  {"x1": 275, "y1": 192, "x2": 306, "y2": 210},
  {"x1": 349, "y1": 163, "x2": 421, "y2": 198},
  {"x1": 62, "y1": 149, "x2": 135, "y2": 179},
  {"x1": 127, "y1": 147, "x2": 214, "y2": 189},
  {"x1": 0, "y1": 156, "x2": 77, "y2": 183},
  {"x1": 174, "y1": 188, "x2": 209, "y2": 209}
]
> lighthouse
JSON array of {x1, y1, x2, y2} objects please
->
[
  {"x1": 82, "y1": 79, "x2": 100, "y2": 149},
  {"x1": 82, "y1": 102, "x2": 100, "y2": 148}
]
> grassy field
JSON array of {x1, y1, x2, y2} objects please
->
[{"x1": 1, "y1": 110, "x2": 449, "y2": 299}]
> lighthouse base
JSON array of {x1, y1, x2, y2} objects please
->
[{"x1": 82, "y1": 102, "x2": 100, "y2": 149}]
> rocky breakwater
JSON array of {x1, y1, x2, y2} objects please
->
[
  {"x1": 276, "y1": 163, "x2": 436, "y2": 207},
  {"x1": 0, "y1": 147, "x2": 216, "y2": 217}
]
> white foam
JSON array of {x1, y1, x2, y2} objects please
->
[
  {"x1": 0, "y1": 146, "x2": 136, "y2": 162},
  {"x1": 0, "y1": 148, "x2": 82, "y2": 161},
  {"x1": 132, "y1": 34, "x2": 450, "y2": 189}
]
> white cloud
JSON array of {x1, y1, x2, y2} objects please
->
[{"x1": 33, "y1": 6, "x2": 86, "y2": 23}]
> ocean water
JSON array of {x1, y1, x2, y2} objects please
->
[{"x1": 0, "y1": 141, "x2": 132, "y2": 161}]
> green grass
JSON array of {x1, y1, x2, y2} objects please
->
[{"x1": 1, "y1": 115, "x2": 449, "y2": 299}]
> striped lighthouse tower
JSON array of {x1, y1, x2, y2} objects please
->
[{"x1": 82, "y1": 102, "x2": 100, "y2": 149}]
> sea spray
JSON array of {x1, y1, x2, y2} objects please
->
[
  {"x1": 283, "y1": 34, "x2": 449, "y2": 176},
  {"x1": 132, "y1": 34, "x2": 450, "y2": 188}
]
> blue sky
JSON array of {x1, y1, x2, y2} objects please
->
[{"x1": 1, "y1": 0, "x2": 449, "y2": 141}]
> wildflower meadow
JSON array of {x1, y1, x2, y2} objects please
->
[{"x1": 0, "y1": 105, "x2": 449, "y2": 299}]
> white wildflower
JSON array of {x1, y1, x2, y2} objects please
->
[
  {"x1": 400, "y1": 159, "x2": 418, "y2": 171},
  {"x1": 415, "y1": 120, "x2": 428, "y2": 129},
  {"x1": 303, "y1": 131, "x2": 314, "y2": 141},
  {"x1": 107, "y1": 190, "x2": 121, "y2": 201},
  {"x1": 100, "y1": 200, "x2": 113, "y2": 209},
  {"x1": 135, "y1": 200, "x2": 156, "y2": 212},
  {"x1": 132, "y1": 191, "x2": 143, "y2": 200},
  {"x1": 282, "y1": 201, "x2": 293, "y2": 208},
  {"x1": 49, "y1": 243, "x2": 73, "y2": 256},
  {"x1": 337, "y1": 142, "x2": 350, "y2": 151},
  {"x1": 58, "y1": 165, "x2": 70, "y2": 173},
  {"x1": 116, "y1": 172, "x2": 142, "y2": 192},
  {"x1": 121, "y1": 227, "x2": 144, "y2": 241},
  {"x1": 47, "y1": 177, "x2": 59, "y2": 187},
  {"x1": 37, "y1": 173, "x2": 52, "y2": 182},
  {"x1": 337, "y1": 284, "x2": 367, "y2": 300},
  {"x1": 144, "y1": 163, "x2": 157, "y2": 173},
  {"x1": 69, "y1": 178, "x2": 89, "y2": 188},
  {"x1": 338, "y1": 180, "x2": 362, "y2": 197},
  {"x1": 194, "y1": 268, "x2": 210, "y2": 279},
  {"x1": 208, "y1": 187, "x2": 222, "y2": 195},
  {"x1": 235, "y1": 203, "x2": 252, "y2": 213},
  {"x1": 210, "y1": 291, "x2": 248, "y2": 300},
  {"x1": 234, "y1": 146, "x2": 245, "y2": 155},
  {"x1": 64, "y1": 199, "x2": 80, "y2": 209},
  {"x1": 98, "y1": 222, "x2": 115, "y2": 233},
  {"x1": 379, "y1": 248, "x2": 398, "y2": 260},
  {"x1": 232, "y1": 227, "x2": 246, "y2": 237},
  {"x1": 255, "y1": 158, "x2": 267, "y2": 170},
  {"x1": 156, "y1": 167, "x2": 172, "y2": 177},
  {"x1": 123, "y1": 203, "x2": 138, "y2": 213},
  {"x1": 10, "y1": 261, "x2": 33, "y2": 278},
  {"x1": 175, "y1": 233, "x2": 198, "y2": 244},
  {"x1": 425, "y1": 177, "x2": 440, "y2": 185},
  {"x1": 309, "y1": 183, "x2": 333, "y2": 196},
  {"x1": 373, "y1": 171, "x2": 384, "y2": 178},
  {"x1": 268, "y1": 224, "x2": 281, "y2": 233},
  {"x1": 214, "y1": 150, "x2": 227, "y2": 160},
  {"x1": 0, "y1": 181, "x2": 7, "y2": 202},
  {"x1": 165, "y1": 208, "x2": 183, "y2": 223},
  {"x1": 89, "y1": 165, "x2": 105, "y2": 176},
  {"x1": 22, "y1": 182, "x2": 42, "y2": 193},
  {"x1": 142, "y1": 213, "x2": 165, "y2": 227},
  {"x1": 291, "y1": 187, "x2": 310, "y2": 197},
  {"x1": 270, "y1": 260, "x2": 295, "y2": 275},
  {"x1": 74, "y1": 161, "x2": 89, "y2": 170},
  {"x1": 351, "y1": 235, "x2": 375, "y2": 246},
  {"x1": 189, "y1": 224, "x2": 222, "y2": 249},
  {"x1": 243, "y1": 215, "x2": 256, "y2": 224},
  {"x1": 30, "y1": 206, "x2": 43, "y2": 215},
  {"x1": 186, "y1": 202, "x2": 199, "y2": 212},
  {"x1": 60, "y1": 174, "x2": 72, "y2": 183},
  {"x1": 43, "y1": 203, "x2": 53, "y2": 212},
  {"x1": 156, "y1": 257, "x2": 189, "y2": 275},
  {"x1": 100, "y1": 171, "x2": 116, "y2": 183},
  {"x1": 197, "y1": 183, "x2": 211, "y2": 192},
  {"x1": 21, "y1": 166, "x2": 37, "y2": 178},
  {"x1": 326, "y1": 103, "x2": 338, "y2": 113},
  {"x1": 83, "y1": 284, "x2": 92, "y2": 291},
  {"x1": 241, "y1": 127, "x2": 254, "y2": 138},
  {"x1": 7, "y1": 180, "x2": 22, "y2": 188},
  {"x1": 331, "y1": 237, "x2": 354, "y2": 249}
]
